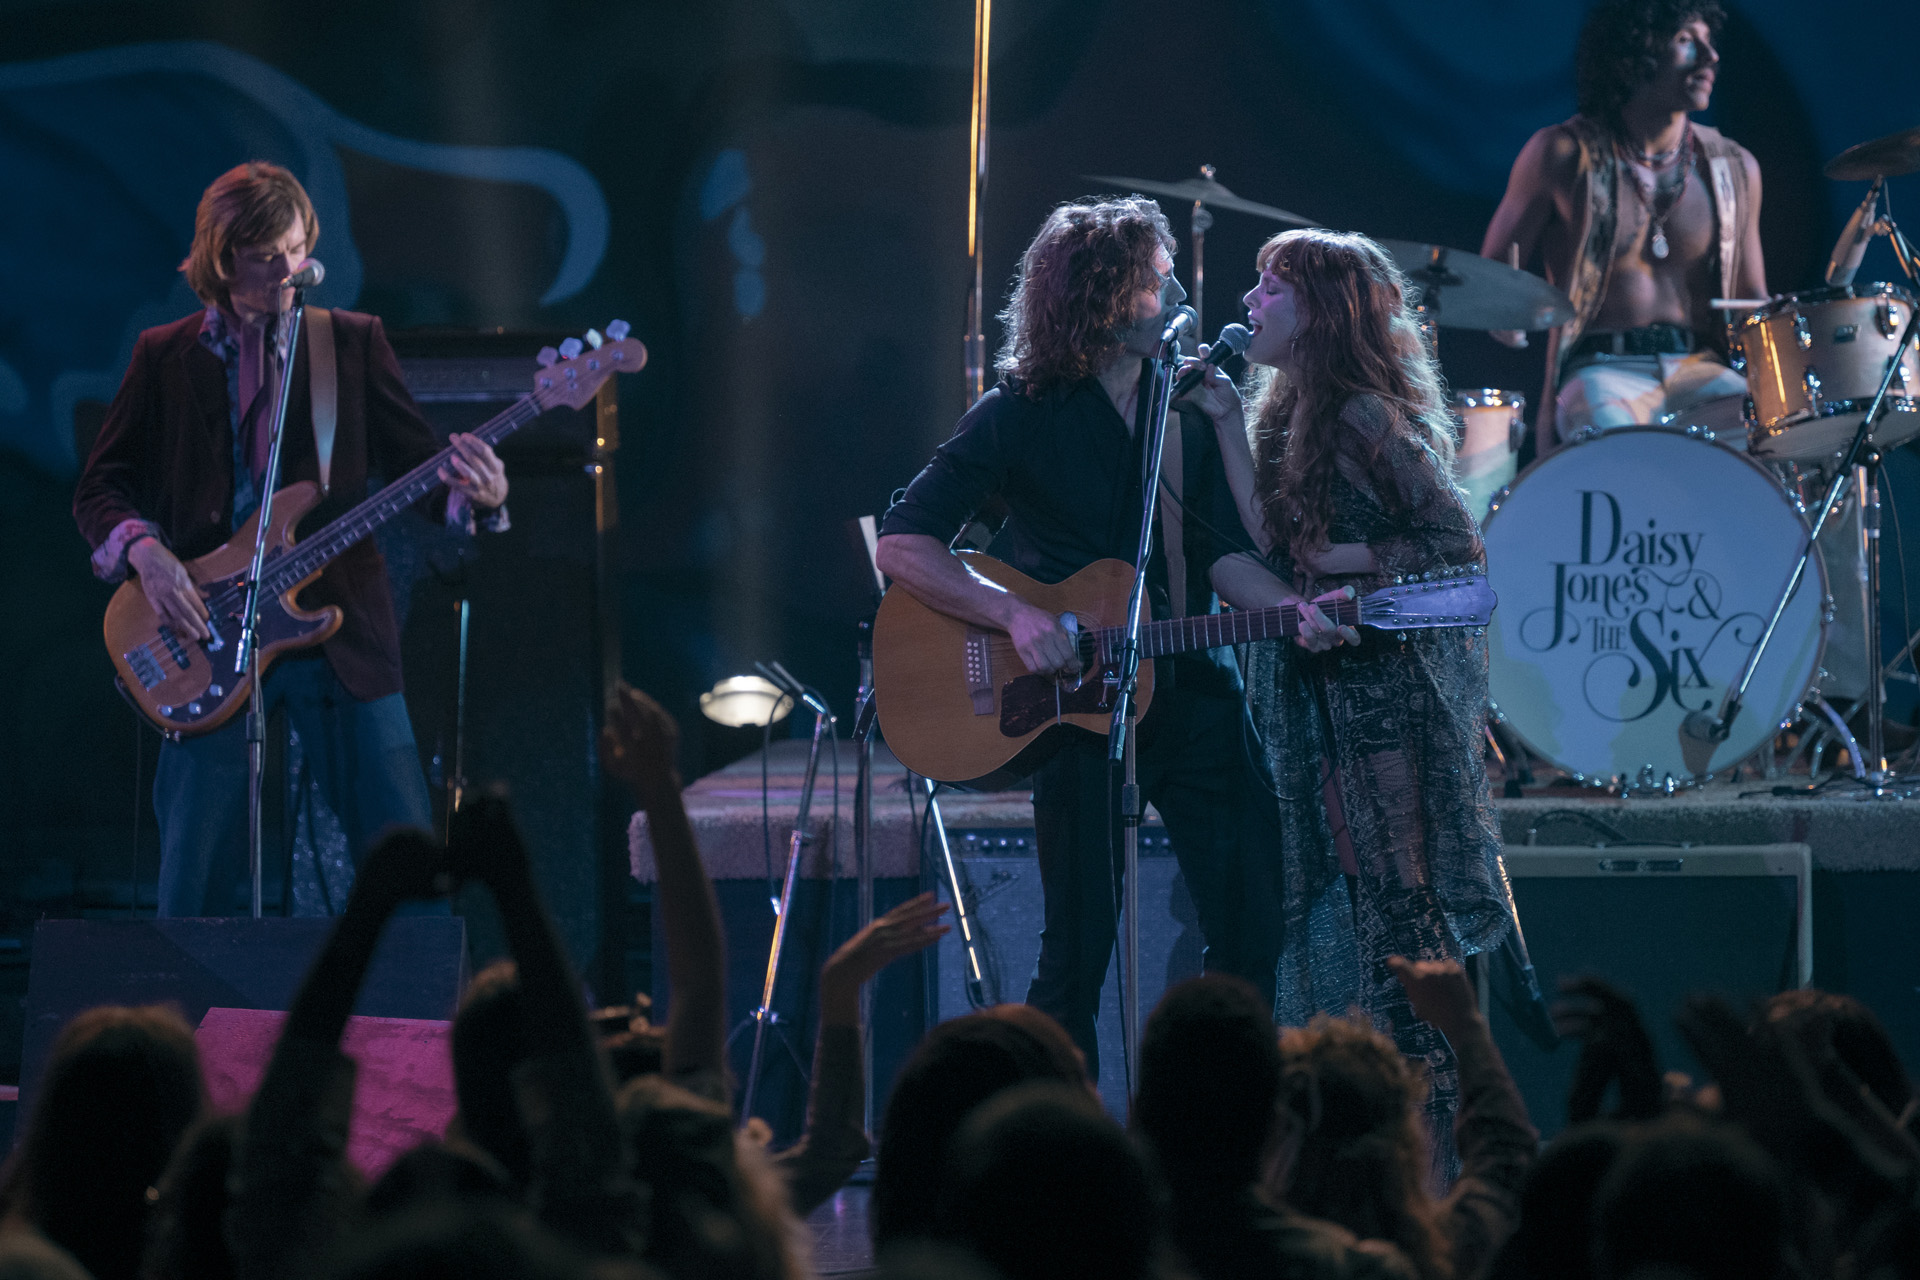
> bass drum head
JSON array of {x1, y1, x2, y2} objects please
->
[{"x1": 1483, "y1": 427, "x2": 1827, "y2": 784}]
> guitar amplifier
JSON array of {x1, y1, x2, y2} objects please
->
[
  {"x1": 929, "y1": 825, "x2": 1197, "y2": 1114},
  {"x1": 380, "y1": 331, "x2": 629, "y2": 998},
  {"x1": 1488, "y1": 843, "x2": 1812, "y2": 1138}
]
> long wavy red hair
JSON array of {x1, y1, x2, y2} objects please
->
[
  {"x1": 995, "y1": 197, "x2": 1175, "y2": 397},
  {"x1": 1247, "y1": 229, "x2": 1453, "y2": 566}
]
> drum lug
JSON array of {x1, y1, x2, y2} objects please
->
[
  {"x1": 1890, "y1": 356, "x2": 1912, "y2": 392},
  {"x1": 1729, "y1": 341, "x2": 1747, "y2": 374},
  {"x1": 1793, "y1": 310, "x2": 1812, "y2": 350},
  {"x1": 1877, "y1": 298, "x2": 1899, "y2": 339},
  {"x1": 1802, "y1": 366, "x2": 1823, "y2": 411}
]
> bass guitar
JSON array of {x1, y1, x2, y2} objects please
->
[
  {"x1": 105, "y1": 323, "x2": 646, "y2": 736},
  {"x1": 872, "y1": 551, "x2": 1496, "y2": 784}
]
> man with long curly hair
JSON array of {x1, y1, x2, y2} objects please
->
[
  {"x1": 1481, "y1": 0, "x2": 1765, "y2": 452},
  {"x1": 875, "y1": 197, "x2": 1285, "y2": 1077}
]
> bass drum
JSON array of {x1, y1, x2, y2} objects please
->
[{"x1": 1483, "y1": 427, "x2": 1828, "y2": 785}]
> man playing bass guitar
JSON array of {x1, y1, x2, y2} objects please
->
[
  {"x1": 73, "y1": 161, "x2": 508, "y2": 917},
  {"x1": 875, "y1": 196, "x2": 1289, "y2": 1073}
]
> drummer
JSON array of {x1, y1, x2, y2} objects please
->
[{"x1": 1481, "y1": 0, "x2": 1766, "y2": 453}]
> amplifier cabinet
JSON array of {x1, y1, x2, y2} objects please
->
[{"x1": 1490, "y1": 843, "x2": 1811, "y2": 1137}]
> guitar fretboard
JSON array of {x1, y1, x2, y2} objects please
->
[
  {"x1": 1083, "y1": 597, "x2": 1365, "y2": 663},
  {"x1": 204, "y1": 392, "x2": 544, "y2": 618}
]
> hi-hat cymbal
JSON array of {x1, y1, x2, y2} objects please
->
[
  {"x1": 1082, "y1": 174, "x2": 1316, "y2": 226},
  {"x1": 1825, "y1": 125, "x2": 1920, "y2": 181},
  {"x1": 1377, "y1": 238, "x2": 1575, "y2": 330}
]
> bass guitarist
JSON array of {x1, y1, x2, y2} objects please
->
[
  {"x1": 875, "y1": 196, "x2": 1288, "y2": 1072},
  {"x1": 73, "y1": 161, "x2": 508, "y2": 917}
]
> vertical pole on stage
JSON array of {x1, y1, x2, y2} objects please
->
[
  {"x1": 239, "y1": 290, "x2": 309, "y2": 919},
  {"x1": 1190, "y1": 165, "x2": 1215, "y2": 338},
  {"x1": 964, "y1": 0, "x2": 992, "y2": 406}
]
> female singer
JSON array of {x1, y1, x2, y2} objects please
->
[{"x1": 1179, "y1": 228, "x2": 1515, "y2": 1177}]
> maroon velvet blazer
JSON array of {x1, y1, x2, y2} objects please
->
[{"x1": 74, "y1": 308, "x2": 448, "y2": 703}]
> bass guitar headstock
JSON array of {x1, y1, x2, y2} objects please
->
[
  {"x1": 532, "y1": 320, "x2": 649, "y2": 410},
  {"x1": 1359, "y1": 572, "x2": 1497, "y2": 630}
]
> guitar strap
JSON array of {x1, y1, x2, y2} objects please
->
[{"x1": 307, "y1": 305, "x2": 338, "y2": 493}]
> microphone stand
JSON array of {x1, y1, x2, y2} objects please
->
[
  {"x1": 1689, "y1": 300, "x2": 1920, "y2": 797},
  {"x1": 731, "y1": 661, "x2": 833, "y2": 1123},
  {"x1": 235, "y1": 291, "x2": 308, "y2": 919},
  {"x1": 1107, "y1": 330, "x2": 1181, "y2": 1086}
]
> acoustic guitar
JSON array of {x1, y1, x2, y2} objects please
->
[
  {"x1": 105, "y1": 324, "x2": 646, "y2": 736},
  {"x1": 872, "y1": 551, "x2": 1496, "y2": 784}
]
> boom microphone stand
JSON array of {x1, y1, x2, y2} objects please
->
[
  {"x1": 1107, "y1": 306, "x2": 1192, "y2": 1084},
  {"x1": 1687, "y1": 301, "x2": 1920, "y2": 797},
  {"x1": 730, "y1": 662, "x2": 833, "y2": 1122},
  {"x1": 235, "y1": 281, "x2": 312, "y2": 919}
]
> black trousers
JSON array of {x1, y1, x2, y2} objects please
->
[{"x1": 1024, "y1": 682, "x2": 1285, "y2": 1077}]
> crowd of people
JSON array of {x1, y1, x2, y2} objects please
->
[{"x1": 0, "y1": 681, "x2": 1914, "y2": 1280}]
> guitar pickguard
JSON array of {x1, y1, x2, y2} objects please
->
[{"x1": 999, "y1": 667, "x2": 1117, "y2": 736}]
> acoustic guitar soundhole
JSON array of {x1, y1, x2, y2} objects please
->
[{"x1": 999, "y1": 669, "x2": 1117, "y2": 736}]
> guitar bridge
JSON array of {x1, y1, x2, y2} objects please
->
[{"x1": 964, "y1": 629, "x2": 994, "y2": 715}]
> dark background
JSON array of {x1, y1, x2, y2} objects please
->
[{"x1": 4, "y1": 0, "x2": 1919, "y2": 1010}]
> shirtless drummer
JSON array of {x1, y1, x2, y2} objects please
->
[{"x1": 1483, "y1": 0, "x2": 1766, "y2": 454}]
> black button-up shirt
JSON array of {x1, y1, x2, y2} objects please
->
[{"x1": 879, "y1": 371, "x2": 1255, "y2": 695}]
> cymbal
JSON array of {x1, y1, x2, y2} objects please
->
[
  {"x1": 1082, "y1": 174, "x2": 1316, "y2": 226},
  {"x1": 1825, "y1": 125, "x2": 1920, "y2": 180},
  {"x1": 1376, "y1": 238, "x2": 1575, "y2": 330}
]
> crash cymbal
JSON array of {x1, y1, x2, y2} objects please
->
[
  {"x1": 1377, "y1": 238, "x2": 1575, "y2": 330},
  {"x1": 1825, "y1": 126, "x2": 1920, "y2": 181},
  {"x1": 1083, "y1": 174, "x2": 1316, "y2": 226}
]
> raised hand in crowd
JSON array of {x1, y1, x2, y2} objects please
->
[
  {"x1": 1553, "y1": 975, "x2": 1663, "y2": 1125},
  {"x1": 600, "y1": 680, "x2": 725, "y2": 1084},
  {"x1": 1386, "y1": 954, "x2": 1480, "y2": 1041},
  {"x1": 820, "y1": 892, "x2": 951, "y2": 1028}
]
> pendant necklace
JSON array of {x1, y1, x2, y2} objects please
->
[{"x1": 1617, "y1": 125, "x2": 1693, "y2": 260}]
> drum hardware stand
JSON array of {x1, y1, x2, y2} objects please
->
[
  {"x1": 1108, "y1": 313, "x2": 1186, "y2": 1086},
  {"x1": 236, "y1": 287, "x2": 310, "y2": 920},
  {"x1": 729, "y1": 661, "x2": 833, "y2": 1123},
  {"x1": 1687, "y1": 302, "x2": 1920, "y2": 798},
  {"x1": 1189, "y1": 166, "x2": 1215, "y2": 336}
]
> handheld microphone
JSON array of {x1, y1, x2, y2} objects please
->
[
  {"x1": 1172, "y1": 323, "x2": 1252, "y2": 397},
  {"x1": 1825, "y1": 181, "x2": 1882, "y2": 287},
  {"x1": 1158, "y1": 304, "x2": 1198, "y2": 347},
  {"x1": 281, "y1": 260, "x2": 326, "y2": 289}
]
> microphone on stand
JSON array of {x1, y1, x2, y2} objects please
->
[
  {"x1": 1172, "y1": 323, "x2": 1252, "y2": 397},
  {"x1": 281, "y1": 260, "x2": 326, "y2": 289},
  {"x1": 1158, "y1": 304, "x2": 1199, "y2": 348},
  {"x1": 1826, "y1": 181, "x2": 1883, "y2": 287}
]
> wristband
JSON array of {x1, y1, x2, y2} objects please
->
[{"x1": 126, "y1": 532, "x2": 159, "y2": 558}]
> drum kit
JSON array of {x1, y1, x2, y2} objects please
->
[{"x1": 1102, "y1": 124, "x2": 1920, "y2": 796}]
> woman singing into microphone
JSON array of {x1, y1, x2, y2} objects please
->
[{"x1": 1179, "y1": 228, "x2": 1515, "y2": 1176}]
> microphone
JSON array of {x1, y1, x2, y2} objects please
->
[
  {"x1": 1172, "y1": 323, "x2": 1252, "y2": 397},
  {"x1": 1681, "y1": 708, "x2": 1729, "y2": 743},
  {"x1": 281, "y1": 260, "x2": 326, "y2": 289},
  {"x1": 1825, "y1": 181, "x2": 1882, "y2": 287},
  {"x1": 1158, "y1": 304, "x2": 1198, "y2": 347}
]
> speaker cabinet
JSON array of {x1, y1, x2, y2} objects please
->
[
  {"x1": 929, "y1": 826, "x2": 1195, "y2": 1113},
  {"x1": 386, "y1": 333, "x2": 626, "y2": 995},
  {"x1": 1488, "y1": 844, "x2": 1811, "y2": 1138}
]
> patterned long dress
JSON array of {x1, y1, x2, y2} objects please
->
[{"x1": 1245, "y1": 394, "x2": 1516, "y2": 1180}]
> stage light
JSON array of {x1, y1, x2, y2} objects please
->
[{"x1": 698, "y1": 675, "x2": 794, "y2": 728}]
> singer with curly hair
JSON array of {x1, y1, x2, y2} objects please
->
[
  {"x1": 1181, "y1": 228, "x2": 1518, "y2": 1179},
  {"x1": 876, "y1": 196, "x2": 1286, "y2": 1078}
]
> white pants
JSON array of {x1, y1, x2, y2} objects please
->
[{"x1": 1556, "y1": 351, "x2": 1749, "y2": 444}]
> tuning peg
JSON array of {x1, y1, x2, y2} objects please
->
[
  {"x1": 537, "y1": 347, "x2": 559, "y2": 367},
  {"x1": 584, "y1": 328, "x2": 604, "y2": 350},
  {"x1": 606, "y1": 319, "x2": 630, "y2": 341},
  {"x1": 559, "y1": 337, "x2": 584, "y2": 359}
]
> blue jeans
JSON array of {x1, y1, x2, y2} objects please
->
[{"x1": 152, "y1": 652, "x2": 435, "y2": 917}]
